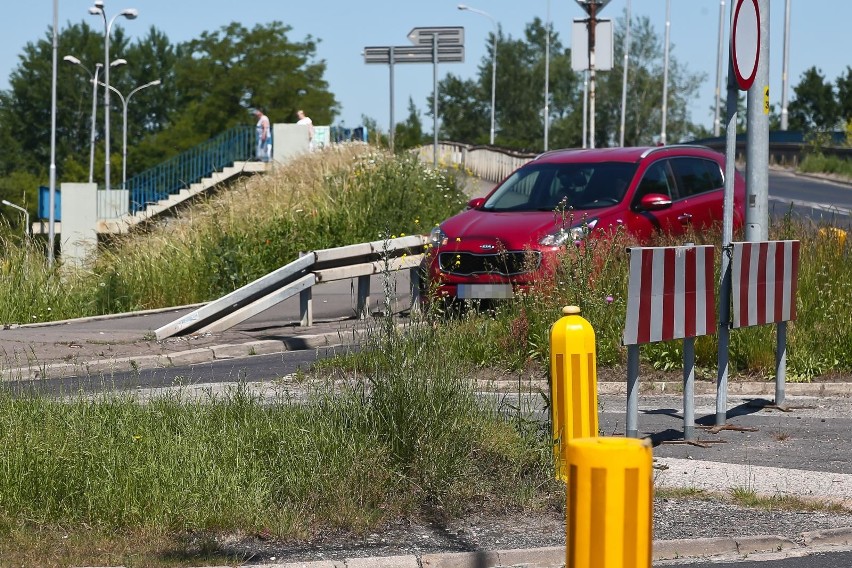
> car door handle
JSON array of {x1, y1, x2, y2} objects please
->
[{"x1": 677, "y1": 213, "x2": 693, "y2": 224}]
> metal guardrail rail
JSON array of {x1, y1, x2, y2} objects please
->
[
  {"x1": 123, "y1": 124, "x2": 256, "y2": 216},
  {"x1": 155, "y1": 235, "x2": 428, "y2": 339}
]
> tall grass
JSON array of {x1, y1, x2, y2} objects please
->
[
  {"x1": 799, "y1": 153, "x2": 852, "y2": 178},
  {"x1": 0, "y1": 320, "x2": 557, "y2": 537},
  {"x1": 419, "y1": 217, "x2": 852, "y2": 381},
  {"x1": 0, "y1": 145, "x2": 466, "y2": 322}
]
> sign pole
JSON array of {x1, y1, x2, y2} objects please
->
[
  {"x1": 433, "y1": 33, "x2": 438, "y2": 167},
  {"x1": 389, "y1": 46, "x2": 395, "y2": 153},
  {"x1": 745, "y1": 0, "x2": 769, "y2": 242}
]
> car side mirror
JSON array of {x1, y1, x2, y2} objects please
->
[
  {"x1": 636, "y1": 193, "x2": 672, "y2": 211},
  {"x1": 467, "y1": 197, "x2": 486, "y2": 209}
]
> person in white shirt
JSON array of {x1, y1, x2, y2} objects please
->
[{"x1": 296, "y1": 109, "x2": 314, "y2": 149}]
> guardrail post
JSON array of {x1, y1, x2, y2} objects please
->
[
  {"x1": 356, "y1": 274, "x2": 371, "y2": 318},
  {"x1": 299, "y1": 252, "x2": 313, "y2": 327},
  {"x1": 550, "y1": 305, "x2": 598, "y2": 480},
  {"x1": 566, "y1": 437, "x2": 653, "y2": 568},
  {"x1": 409, "y1": 266, "x2": 421, "y2": 314}
]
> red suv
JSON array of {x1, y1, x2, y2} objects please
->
[{"x1": 422, "y1": 145, "x2": 745, "y2": 301}]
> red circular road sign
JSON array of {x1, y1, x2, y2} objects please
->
[{"x1": 731, "y1": 0, "x2": 760, "y2": 90}]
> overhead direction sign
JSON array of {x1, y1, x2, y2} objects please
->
[
  {"x1": 406, "y1": 26, "x2": 464, "y2": 46},
  {"x1": 363, "y1": 45, "x2": 465, "y2": 65}
]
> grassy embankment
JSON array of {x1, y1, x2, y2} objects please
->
[
  {"x1": 0, "y1": 145, "x2": 559, "y2": 567},
  {"x1": 0, "y1": 146, "x2": 851, "y2": 566}
]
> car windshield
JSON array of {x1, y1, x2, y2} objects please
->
[{"x1": 481, "y1": 161, "x2": 638, "y2": 212}]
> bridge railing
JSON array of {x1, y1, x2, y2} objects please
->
[{"x1": 417, "y1": 142, "x2": 536, "y2": 183}]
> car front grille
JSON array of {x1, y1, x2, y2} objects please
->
[{"x1": 438, "y1": 251, "x2": 541, "y2": 276}]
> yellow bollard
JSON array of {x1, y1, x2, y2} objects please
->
[
  {"x1": 566, "y1": 437, "x2": 653, "y2": 568},
  {"x1": 818, "y1": 227, "x2": 847, "y2": 251},
  {"x1": 549, "y1": 305, "x2": 598, "y2": 480}
]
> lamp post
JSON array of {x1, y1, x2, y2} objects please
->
[
  {"x1": 458, "y1": 4, "x2": 497, "y2": 145},
  {"x1": 63, "y1": 56, "x2": 121, "y2": 183},
  {"x1": 100, "y1": 79, "x2": 162, "y2": 190},
  {"x1": 544, "y1": 0, "x2": 551, "y2": 151},
  {"x1": 619, "y1": 0, "x2": 632, "y2": 147},
  {"x1": 660, "y1": 0, "x2": 671, "y2": 145},
  {"x1": 1, "y1": 199, "x2": 30, "y2": 237},
  {"x1": 89, "y1": 0, "x2": 138, "y2": 199},
  {"x1": 713, "y1": 0, "x2": 726, "y2": 137}
]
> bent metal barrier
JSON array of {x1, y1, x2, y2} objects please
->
[
  {"x1": 623, "y1": 245, "x2": 716, "y2": 440},
  {"x1": 622, "y1": 240, "x2": 801, "y2": 440},
  {"x1": 155, "y1": 235, "x2": 427, "y2": 340},
  {"x1": 730, "y1": 240, "x2": 800, "y2": 407}
]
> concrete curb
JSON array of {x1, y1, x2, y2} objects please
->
[
  {"x1": 159, "y1": 529, "x2": 852, "y2": 567},
  {"x1": 1, "y1": 329, "x2": 359, "y2": 382},
  {"x1": 485, "y1": 379, "x2": 852, "y2": 398}
]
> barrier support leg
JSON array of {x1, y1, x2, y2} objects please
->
[
  {"x1": 626, "y1": 344, "x2": 640, "y2": 438},
  {"x1": 300, "y1": 287, "x2": 313, "y2": 327},
  {"x1": 356, "y1": 274, "x2": 371, "y2": 319},
  {"x1": 775, "y1": 321, "x2": 787, "y2": 407},
  {"x1": 683, "y1": 337, "x2": 696, "y2": 441},
  {"x1": 409, "y1": 266, "x2": 421, "y2": 314}
]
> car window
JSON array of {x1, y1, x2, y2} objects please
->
[
  {"x1": 670, "y1": 157, "x2": 724, "y2": 197},
  {"x1": 635, "y1": 161, "x2": 675, "y2": 201},
  {"x1": 483, "y1": 162, "x2": 636, "y2": 212},
  {"x1": 483, "y1": 168, "x2": 542, "y2": 210}
]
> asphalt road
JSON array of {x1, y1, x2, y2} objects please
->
[{"x1": 768, "y1": 169, "x2": 852, "y2": 227}]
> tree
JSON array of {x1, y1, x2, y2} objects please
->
[
  {"x1": 432, "y1": 73, "x2": 489, "y2": 144},
  {"x1": 788, "y1": 66, "x2": 839, "y2": 132},
  {"x1": 433, "y1": 13, "x2": 703, "y2": 151},
  {"x1": 594, "y1": 11, "x2": 704, "y2": 146},
  {"x1": 836, "y1": 66, "x2": 852, "y2": 130},
  {"x1": 394, "y1": 97, "x2": 426, "y2": 151}
]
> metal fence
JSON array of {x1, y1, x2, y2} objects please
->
[
  {"x1": 417, "y1": 142, "x2": 536, "y2": 183},
  {"x1": 98, "y1": 124, "x2": 256, "y2": 218}
]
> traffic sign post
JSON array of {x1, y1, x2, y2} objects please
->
[
  {"x1": 717, "y1": 0, "x2": 770, "y2": 427},
  {"x1": 363, "y1": 26, "x2": 464, "y2": 162}
]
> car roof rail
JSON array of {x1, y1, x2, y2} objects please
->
[
  {"x1": 533, "y1": 148, "x2": 584, "y2": 161},
  {"x1": 640, "y1": 144, "x2": 714, "y2": 159}
]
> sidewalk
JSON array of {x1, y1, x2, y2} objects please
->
[{"x1": 3, "y1": 310, "x2": 852, "y2": 566}]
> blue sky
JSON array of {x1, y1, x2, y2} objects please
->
[{"x1": 2, "y1": 1, "x2": 850, "y2": 136}]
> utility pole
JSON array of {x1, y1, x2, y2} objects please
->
[{"x1": 575, "y1": 0, "x2": 610, "y2": 149}]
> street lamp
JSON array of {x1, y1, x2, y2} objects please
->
[
  {"x1": 63, "y1": 56, "x2": 122, "y2": 183},
  {"x1": 2, "y1": 199, "x2": 30, "y2": 237},
  {"x1": 458, "y1": 4, "x2": 497, "y2": 145},
  {"x1": 660, "y1": 0, "x2": 671, "y2": 145},
  {"x1": 99, "y1": 78, "x2": 162, "y2": 189},
  {"x1": 89, "y1": 0, "x2": 138, "y2": 198},
  {"x1": 544, "y1": 0, "x2": 551, "y2": 151}
]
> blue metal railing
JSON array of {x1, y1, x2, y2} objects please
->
[{"x1": 124, "y1": 124, "x2": 256, "y2": 215}]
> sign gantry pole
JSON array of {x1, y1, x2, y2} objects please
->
[{"x1": 364, "y1": 27, "x2": 464, "y2": 167}]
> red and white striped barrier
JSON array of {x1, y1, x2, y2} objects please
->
[
  {"x1": 731, "y1": 240, "x2": 800, "y2": 329},
  {"x1": 623, "y1": 245, "x2": 716, "y2": 345}
]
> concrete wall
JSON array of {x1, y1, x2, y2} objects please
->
[
  {"x1": 59, "y1": 182, "x2": 98, "y2": 267},
  {"x1": 271, "y1": 123, "x2": 311, "y2": 164}
]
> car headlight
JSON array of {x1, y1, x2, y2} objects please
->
[
  {"x1": 429, "y1": 226, "x2": 448, "y2": 246},
  {"x1": 539, "y1": 218, "x2": 598, "y2": 246}
]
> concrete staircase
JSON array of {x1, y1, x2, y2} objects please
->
[{"x1": 97, "y1": 161, "x2": 267, "y2": 234}]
